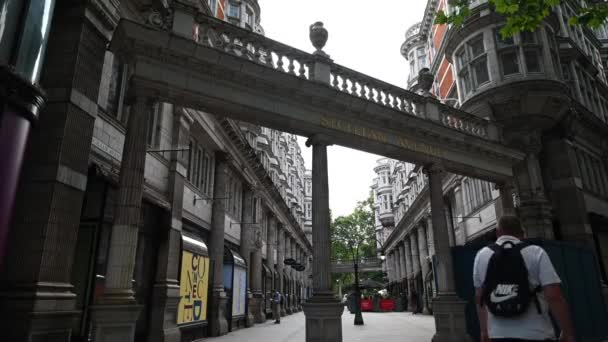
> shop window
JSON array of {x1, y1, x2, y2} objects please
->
[{"x1": 456, "y1": 34, "x2": 489, "y2": 96}]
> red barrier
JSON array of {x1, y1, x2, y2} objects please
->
[
  {"x1": 360, "y1": 299, "x2": 373, "y2": 311},
  {"x1": 379, "y1": 299, "x2": 396, "y2": 311}
]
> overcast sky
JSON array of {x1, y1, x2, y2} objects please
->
[{"x1": 259, "y1": 0, "x2": 428, "y2": 217}]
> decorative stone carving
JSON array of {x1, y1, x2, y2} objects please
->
[
  {"x1": 309, "y1": 22, "x2": 329, "y2": 57},
  {"x1": 417, "y1": 68, "x2": 434, "y2": 95},
  {"x1": 145, "y1": 8, "x2": 174, "y2": 30}
]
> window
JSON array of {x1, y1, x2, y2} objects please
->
[
  {"x1": 106, "y1": 53, "x2": 128, "y2": 122},
  {"x1": 521, "y1": 31, "x2": 542, "y2": 73},
  {"x1": 417, "y1": 47, "x2": 427, "y2": 69},
  {"x1": 501, "y1": 50, "x2": 520, "y2": 75},
  {"x1": 456, "y1": 35, "x2": 489, "y2": 96},
  {"x1": 497, "y1": 28, "x2": 544, "y2": 76},
  {"x1": 146, "y1": 103, "x2": 162, "y2": 148},
  {"x1": 187, "y1": 139, "x2": 214, "y2": 196},
  {"x1": 245, "y1": 7, "x2": 254, "y2": 29},
  {"x1": 496, "y1": 29, "x2": 520, "y2": 76},
  {"x1": 228, "y1": 2, "x2": 240, "y2": 18},
  {"x1": 208, "y1": 0, "x2": 217, "y2": 14},
  {"x1": 305, "y1": 203, "x2": 312, "y2": 219}
]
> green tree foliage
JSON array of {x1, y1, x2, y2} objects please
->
[
  {"x1": 435, "y1": 0, "x2": 608, "y2": 37},
  {"x1": 330, "y1": 196, "x2": 377, "y2": 261}
]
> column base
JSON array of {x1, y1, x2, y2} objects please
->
[
  {"x1": 246, "y1": 292, "x2": 255, "y2": 327},
  {"x1": 147, "y1": 283, "x2": 181, "y2": 342},
  {"x1": 89, "y1": 304, "x2": 143, "y2": 342},
  {"x1": 286, "y1": 297, "x2": 293, "y2": 314},
  {"x1": 302, "y1": 297, "x2": 344, "y2": 342},
  {"x1": 209, "y1": 290, "x2": 229, "y2": 336},
  {"x1": 431, "y1": 293, "x2": 472, "y2": 342},
  {"x1": 250, "y1": 293, "x2": 266, "y2": 324},
  {"x1": 0, "y1": 286, "x2": 79, "y2": 342}
]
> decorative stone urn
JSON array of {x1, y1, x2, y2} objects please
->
[
  {"x1": 309, "y1": 21, "x2": 329, "y2": 57},
  {"x1": 418, "y1": 68, "x2": 434, "y2": 95}
]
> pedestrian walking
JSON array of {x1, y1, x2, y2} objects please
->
[
  {"x1": 473, "y1": 215, "x2": 576, "y2": 342},
  {"x1": 271, "y1": 290, "x2": 282, "y2": 324},
  {"x1": 409, "y1": 288, "x2": 419, "y2": 314}
]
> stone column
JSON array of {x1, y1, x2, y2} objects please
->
[
  {"x1": 148, "y1": 107, "x2": 190, "y2": 342},
  {"x1": 410, "y1": 232, "x2": 421, "y2": 312},
  {"x1": 91, "y1": 96, "x2": 153, "y2": 341},
  {"x1": 277, "y1": 226, "x2": 287, "y2": 316},
  {"x1": 284, "y1": 233, "x2": 293, "y2": 314},
  {"x1": 267, "y1": 216, "x2": 277, "y2": 296},
  {"x1": 508, "y1": 133, "x2": 553, "y2": 238},
  {"x1": 208, "y1": 153, "x2": 229, "y2": 337},
  {"x1": 240, "y1": 186, "x2": 255, "y2": 327},
  {"x1": 250, "y1": 216, "x2": 265, "y2": 323},
  {"x1": 425, "y1": 164, "x2": 471, "y2": 342},
  {"x1": 389, "y1": 251, "x2": 396, "y2": 283},
  {"x1": 303, "y1": 134, "x2": 343, "y2": 342},
  {"x1": 403, "y1": 239, "x2": 413, "y2": 288},
  {"x1": 0, "y1": 4, "x2": 110, "y2": 339},
  {"x1": 289, "y1": 238, "x2": 298, "y2": 313},
  {"x1": 426, "y1": 214, "x2": 436, "y2": 257},
  {"x1": 496, "y1": 182, "x2": 516, "y2": 218},
  {"x1": 290, "y1": 237, "x2": 297, "y2": 313},
  {"x1": 390, "y1": 251, "x2": 399, "y2": 282},
  {"x1": 265, "y1": 214, "x2": 275, "y2": 272},
  {"x1": 410, "y1": 232, "x2": 421, "y2": 277},
  {"x1": 417, "y1": 225, "x2": 431, "y2": 314},
  {"x1": 395, "y1": 246, "x2": 402, "y2": 282}
]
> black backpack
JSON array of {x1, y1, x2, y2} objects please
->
[{"x1": 481, "y1": 241, "x2": 541, "y2": 318}]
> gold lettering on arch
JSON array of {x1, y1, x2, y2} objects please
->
[{"x1": 319, "y1": 115, "x2": 443, "y2": 158}]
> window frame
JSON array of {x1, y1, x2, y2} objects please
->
[{"x1": 455, "y1": 34, "x2": 490, "y2": 96}]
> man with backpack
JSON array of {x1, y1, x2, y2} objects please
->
[
  {"x1": 473, "y1": 215, "x2": 576, "y2": 342},
  {"x1": 271, "y1": 290, "x2": 282, "y2": 324}
]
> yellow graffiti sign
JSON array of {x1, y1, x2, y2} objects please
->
[
  {"x1": 319, "y1": 115, "x2": 443, "y2": 158},
  {"x1": 177, "y1": 251, "x2": 210, "y2": 324}
]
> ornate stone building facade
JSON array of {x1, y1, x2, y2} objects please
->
[
  {"x1": 0, "y1": 1, "x2": 312, "y2": 342},
  {"x1": 377, "y1": 0, "x2": 608, "y2": 314}
]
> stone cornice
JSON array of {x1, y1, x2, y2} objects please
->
[
  {"x1": 219, "y1": 118, "x2": 313, "y2": 252},
  {"x1": 384, "y1": 185, "x2": 430, "y2": 252}
]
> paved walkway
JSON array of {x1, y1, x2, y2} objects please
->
[{"x1": 206, "y1": 311, "x2": 435, "y2": 342}]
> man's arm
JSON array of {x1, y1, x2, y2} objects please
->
[
  {"x1": 475, "y1": 287, "x2": 490, "y2": 342},
  {"x1": 543, "y1": 284, "x2": 575, "y2": 341}
]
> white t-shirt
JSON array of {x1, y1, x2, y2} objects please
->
[{"x1": 473, "y1": 235, "x2": 561, "y2": 340}]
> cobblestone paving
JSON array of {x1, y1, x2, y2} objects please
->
[{"x1": 206, "y1": 311, "x2": 435, "y2": 342}]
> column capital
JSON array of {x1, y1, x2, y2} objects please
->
[
  {"x1": 305, "y1": 134, "x2": 333, "y2": 147},
  {"x1": 422, "y1": 163, "x2": 445, "y2": 176}
]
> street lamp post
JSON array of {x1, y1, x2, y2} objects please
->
[{"x1": 353, "y1": 249, "x2": 364, "y2": 325}]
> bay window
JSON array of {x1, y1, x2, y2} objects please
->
[
  {"x1": 456, "y1": 34, "x2": 489, "y2": 96},
  {"x1": 497, "y1": 28, "x2": 543, "y2": 76}
]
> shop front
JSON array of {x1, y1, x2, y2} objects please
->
[
  {"x1": 262, "y1": 263, "x2": 273, "y2": 317},
  {"x1": 223, "y1": 248, "x2": 248, "y2": 331},
  {"x1": 177, "y1": 233, "x2": 210, "y2": 341}
]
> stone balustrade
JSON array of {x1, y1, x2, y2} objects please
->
[
  {"x1": 196, "y1": 14, "x2": 314, "y2": 79},
  {"x1": 191, "y1": 14, "x2": 500, "y2": 142}
]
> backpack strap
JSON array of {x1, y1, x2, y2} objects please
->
[
  {"x1": 503, "y1": 241, "x2": 544, "y2": 315},
  {"x1": 479, "y1": 243, "x2": 501, "y2": 308}
]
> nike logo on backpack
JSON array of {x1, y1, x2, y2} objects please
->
[
  {"x1": 490, "y1": 284, "x2": 519, "y2": 303},
  {"x1": 490, "y1": 291, "x2": 518, "y2": 303}
]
